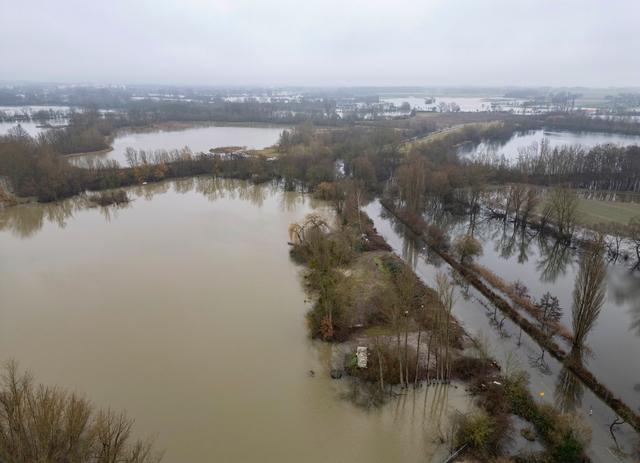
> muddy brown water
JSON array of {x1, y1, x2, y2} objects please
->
[{"x1": 0, "y1": 178, "x2": 472, "y2": 463}]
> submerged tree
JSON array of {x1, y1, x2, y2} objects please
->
[
  {"x1": 572, "y1": 236, "x2": 607, "y2": 350},
  {"x1": 539, "y1": 291, "x2": 563, "y2": 327},
  {"x1": 395, "y1": 155, "x2": 429, "y2": 213},
  {"x1": 433, "y1": 272, "x2": 455, "y2": 382},
  {"x1": 543, "y1": 186, "x2": 579, "y2": 238},
  {"x1": 629, "y1": 216, "x2": 640, "y2": 269},
  {"x1": 555, "y1": 350, "x2": 585, "y2": 413},
  {"x1": 453, "y1": 234, "x2": 483, "y2": 264}
]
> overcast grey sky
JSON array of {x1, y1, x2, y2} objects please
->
[{"x1": 1, "y1": 0, "x2": 638, "y2": 87}]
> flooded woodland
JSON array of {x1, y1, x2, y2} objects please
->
[{"x1": 364, "y1": 199, "x2": 640, "y2": 462}]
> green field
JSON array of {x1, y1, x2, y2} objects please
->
[{"x1": 575, "y1": 198, "x2": 640, "y2": 226}]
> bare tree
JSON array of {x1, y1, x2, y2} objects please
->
[
  {"x1": 435, "y1": 272, "x2": 455, "y2": 382},
  {"x1": 544, "y1": 186, "x2": 579, "y2": 238}
]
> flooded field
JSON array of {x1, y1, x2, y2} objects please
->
[
  {"x1": 364, "y1": 199, "x2": 640, "y2": 462},
  {"x1": 72, "y1": 125, "x2": 286, "y2": 165},
  {"x1": 459, "y1": 128, "x2": 640, "y2": 161},
  {"x1": 0, "y1": 178, "x2": 472, "y2": 463},
  {"x1": 381, "y1": 95, "x2": 518, "y2": 112},
  {"x1": 0, "y1": 120, "x2": 69, "y2": 137}
]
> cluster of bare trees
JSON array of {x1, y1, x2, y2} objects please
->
[
  {"x1": 429, "y1": 273, "x2": 455, "y2": 382},
  {"x1": 511, "y1": 141, "x2": 640, "y2": 192},
  {"x1": 380, "y1": 268, "x2": 457, "y2": 389},
  {"x1": 0, "y1": 362, "x2": 161, "y2": 463},
  {"x1": 541, "y1": 187, "x2": 579, "y2": 238}
]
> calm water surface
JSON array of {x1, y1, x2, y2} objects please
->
[
  {"x1": 73, "y1": 125, "x2": 285, "y2": 166},
  {"x1": 460, "y1": 129, "x2": 640, "y2": 161},
  {"x1": 0, "y1": 121, "x2": 63, "y2": 137},
  {"x1": 0, "y1": 178, "x2": 471, "y2": 463}
]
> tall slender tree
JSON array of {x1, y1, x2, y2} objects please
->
[{"x1": 572, "y1": 236, "x2": 606, "y2": 350}]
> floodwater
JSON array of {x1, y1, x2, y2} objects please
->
[
  {"x1": 459, "y1": 128, "x2": 640, "y2": 161},
  {"x1": 381, "y1": 96, "x2": 521, "y2": 112},
  {"x1": 431, "y1": 207, "x2": 640, "y2": 412},
  {"x1": 364, "y1": 200, "x2": 640, "y2": 462},
  {"x1": 0, "y1": 178, "x2": 472, "y2": 463},
  {"x1": 72, "y1": 125, "x2": 285, "y2": 166},
  {"x1": 0, "y1": 105, "x2": 71, "y2": 117},
  {"x1": 0, "y1": 121, "x2": 68, "y2": 137},
  {"x1": 0, "y1": 121, "x2": 45, "y2": 136}
]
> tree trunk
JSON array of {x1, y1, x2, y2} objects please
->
[
  {"x1": 414, "y1": 329, "x2": 421, "y2": 387},
  {"x1": 396, "y1": 332, "x2": 404, "y2": 387}
]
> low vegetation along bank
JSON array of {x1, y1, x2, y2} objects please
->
[
  {"x1": 290, "y1": 179, "x2": 594, "y2": 462},
  {"x1": 380, "y1": 198, "x2": 640, "y2": 435}
]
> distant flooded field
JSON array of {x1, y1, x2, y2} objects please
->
[
  {"x1": 0, "y1": 178, "x2": 472, "y2": 463},
  {"x1": 459, "y1": 129, "x2": 640, "y2": 161},
  {"x1": 72, "y1": 124, "x2": 285, "y2": 165}
]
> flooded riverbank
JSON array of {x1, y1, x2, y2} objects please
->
[
  {"x1": 364, "y1": 199, "x2": 640, "y2": 462},
  {"x1": 0, "y1": 178, "x2": 473, "y2": 463}
]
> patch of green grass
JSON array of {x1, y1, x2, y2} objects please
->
[
  {"x1": 575, "y1": 198, "x2": 640, "y2": 226},
  {"x1": 537, "y1": 196, "x2": 640, "y2": 226},
  {"x1": 362, "y1": 325, "x2": 396, "y2": 337}
]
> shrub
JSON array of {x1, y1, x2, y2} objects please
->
[
  {"x1": 453, "y1": 234, "x2": 483, "y2": 263},
  {"x1": 88, "y1": 189, "x2": 130, "y2": 206},
  {"x1": 455, "y1": 410, "x2": 507, "y2": 459}
]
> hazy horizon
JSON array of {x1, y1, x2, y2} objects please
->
[{"x1": 1, "y1": 0, "x2": 639, "y2": 88}]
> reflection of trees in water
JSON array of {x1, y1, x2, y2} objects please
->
[
  {"x1": 0, "y1": 195, "x2": 88, "y2": 238},
  {"x1": 402, "y1": 232, "x2": 419, "y2": 270},
  {"x1": 536, "y1": 236, "x2": 574, "y2": 283},
  {"x1": 173, "y1": 177, "x2": 196, "y2": 194},
  {"x1": 528, "y1": 346, "x2": 552, "y2": 376},
  {"x1": 130, "y1": 180, "x2": 171, "y2": 200},
  {"x1": 608, "y1": 266, "x2": 640, "y2": 338},
  {"x1": 280, "y1": 190, "x2": 305, "y2": 212},
  {"x1": 96, "y1": 202, "x2": 129, "y2": 222},
  {"x1": 493, "y1": 223, "x2": 534, "y2": 264},
  {"x1": 554, "y1": 349, "x2": 585, "y2": 413},
  {"x1": 0, "y1": 177, "x2": 301, "y2": 239}
]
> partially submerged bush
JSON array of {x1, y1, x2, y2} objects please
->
[
  {"x1": 88, "y1": 189, "x2": 130, "y2": 206},
  {"x1": 455, "y1": 410, "x2": 509, "y2": 460},
  {"x1": 453, "y1": 234, "x2": 483, "y2": 263}
]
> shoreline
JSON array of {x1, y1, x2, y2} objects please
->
[{"x1": 62, "y1": 120, "x2": 291, "y2": 159}]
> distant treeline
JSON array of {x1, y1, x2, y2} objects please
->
[
  {"x1": 541, "y1": 113, "x2": 640, "y2": 135},
  {"x1": 125, "y1": 99, "x2": 338, "y2": 125},
  {"x1": 476, "y1": 141, "x2": 640, "y2": 192}
]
